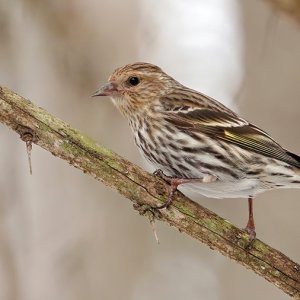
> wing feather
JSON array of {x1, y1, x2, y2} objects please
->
[{"x1": 164, "y1": 108, "x2": 300, "y2": 168}]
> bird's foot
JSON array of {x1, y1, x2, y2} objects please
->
[
  {"x1": 244, "y1": 222, "x2": 256, "y2": 249},
  {"x1": 153, "y1": 169, "x2": 216, "y2": 185},
  {"x1": 153, "y1": 169, "x2": 188, "y2": 209},
  {"x1": 153, "y1": 169, "x2": 217, "y2": 209},
  {"x1": 245, "y1": 226, "x2": 256, "y2": 240},
  {"x1": 153, "y1": 169, "x2": 173, "y2": 183}
]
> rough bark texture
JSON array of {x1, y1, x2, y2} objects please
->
[{"x1": 0, "y1": 86, "x2": 299, "y2": 299}]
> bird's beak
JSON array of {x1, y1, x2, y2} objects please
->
[{"x1": 92, "y1": 82, "x2": 118, "y2": 97}]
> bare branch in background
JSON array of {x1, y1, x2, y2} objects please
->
[
  {"x1": 264, "y1": 0, "x2": 300, "y2": 24},
  {"x1": 0, "y1": 86, "x2": 300, "y2": 299}
]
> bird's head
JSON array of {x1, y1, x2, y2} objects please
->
[{"x1": 92, "y1": 62, "x2": 174, "y2": 117}]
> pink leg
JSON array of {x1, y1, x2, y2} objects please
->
[
  {"x1": 153, "y1": 169, "x2": 216, "y2": 209},
  {"x1": 245, "y1": 197, "x2": 256, "y2": 241}
]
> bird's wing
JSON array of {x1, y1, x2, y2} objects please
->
[{"x1": 164, "y1": 107, "x2": 300, "y2": 168}]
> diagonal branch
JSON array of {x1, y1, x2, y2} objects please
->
[{"x1": 0, "y1": 86, "x2": 299, "y2": 299}]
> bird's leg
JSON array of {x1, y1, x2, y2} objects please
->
[
  {"x1": 244, "y1": 196, "x2": 256, "y2": 242},
  {"x1": 153, "y1": 169, "x2": 217, "y2": 209}
]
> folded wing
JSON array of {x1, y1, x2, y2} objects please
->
[{"x1": 164, "y1": 108, "x2": 300, "y2": 168}]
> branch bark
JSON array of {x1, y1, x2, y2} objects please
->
[{"x1": 0, "y1": 86, "x2": 299, "y2": 299}]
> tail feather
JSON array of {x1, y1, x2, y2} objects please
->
[{"x1": 286, "y1": 151, "x2": 300, "y2": 168}]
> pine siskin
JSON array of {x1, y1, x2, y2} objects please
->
[{"x1": 93, "y1": 62, "x2": 300, "y2": 239}]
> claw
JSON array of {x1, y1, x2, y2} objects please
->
[{"x1": 153, "y1": 169, "x2": 217, "y2": 209}]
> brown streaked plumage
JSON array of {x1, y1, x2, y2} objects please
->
[{"x1": 93, "y1": 62, "x2": 300, "y2": 240}]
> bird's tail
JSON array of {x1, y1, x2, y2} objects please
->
[
  {"x1": 284, "y1": 151, "x2": 300, "y2": 184},
  {"x1": 287, "y1": 151, "x2": 300, "y2": 165},
  {"x1": 286, "y1": 151, "x2": 300, "y2": 175}
]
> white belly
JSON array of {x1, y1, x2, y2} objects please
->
[{"x1": 180, "y1": 178, "x2": 262, "y2": 199}]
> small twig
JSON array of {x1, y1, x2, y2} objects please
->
[
  {"x1": 133, "y1": 203, "x2": 161, "y2": 244},
  {"x1": 25, "y1": 140, "x2": 33, "y2": 175},
  {"x1": 16, "y1": 125, "x2": 38, "y2": 175},
  {"x1": 150, "y1": 220, "x2": 160, "y2": 244}
]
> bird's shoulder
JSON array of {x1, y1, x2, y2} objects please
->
[{"x1": 159, "y1": 87, "x2": 247, "y2": 127}]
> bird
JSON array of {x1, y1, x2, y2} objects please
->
[{"x1": 92, "y1": 62, "x2": 300, "y2": 240}]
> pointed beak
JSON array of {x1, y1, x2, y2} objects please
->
[{"x1": 92, "y1": 82, "x2": 118, "y2": 97}]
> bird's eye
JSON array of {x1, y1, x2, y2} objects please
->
[{"x1": 128, "y1": 76, "x2": 140, "y2": 86}]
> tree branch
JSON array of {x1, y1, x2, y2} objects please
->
[{"x1": 0, "y1": 86, "x2": 299, "y2": 299}]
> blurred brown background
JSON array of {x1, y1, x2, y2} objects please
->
[{"x1": 0, "y1": 0, "x2": 299, "y2": 299}]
